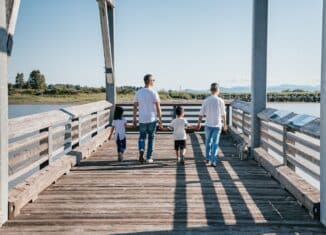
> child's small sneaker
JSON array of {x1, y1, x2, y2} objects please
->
[
  {"x1": 180, "y1": 156, "x2": 185, "y2": 165},
  {"x1": 177, "y1": 157, "x2": 181, "y2": 163},
  {"x1": 147, "y1": 158, "x2": 154, "y2": 164}
]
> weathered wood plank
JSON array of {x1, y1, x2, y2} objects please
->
[
  {"x1": 254, "y1": 147, "x2": 320, "y2": 218},
  {"x1": 0, "y1": 133, "x2": 324, "y2": 234},
  {"x1": 61, "y1": 101, "x2": 112, "y2": 119}
]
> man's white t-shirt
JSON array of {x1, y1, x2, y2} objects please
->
[
  {"x1": 169, "y1": 118, "x2": 189, "y2": 140},
  {"x1": 199, "y1": 95, "x2": 226, "y2": 128},
  {"x1": 134, "y1": 88, "x2": 160, "y2": 123},
  {"x1": 112, "y1": 118, "x2": 127, "y2": 141}
]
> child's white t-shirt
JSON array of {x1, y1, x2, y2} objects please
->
[
  {"x1": 112, "y1": 118, "x2": 127, "y2": 141},
  {"x1": 169, "y1": 118, "x2": 188, "y2": 140}
]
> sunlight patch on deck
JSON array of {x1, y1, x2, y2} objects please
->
[{"x1": 222, "y1": 161, "x2": 267, "y2": 223}]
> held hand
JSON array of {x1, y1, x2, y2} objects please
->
[
  {"x1": 158, "y1": 122, "x2": 163, "y2": 130},
  {"x1": 223, "y1": 125, "x2": 228, "y2": 132},
  {"x1": 197, "y1": 123, "x2": 201, "y2": 131},
  {"x1": 133, "y1": 120, "x2": 137, "y2": 129}
]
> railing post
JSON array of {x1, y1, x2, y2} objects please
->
[
  {"x1": 226, "y1": 104, "x2": 230, "y2": 126},
  {"x1": 241, "y1": 111, "x2": 245, "y2": 134},
  {"x1": 282, "y1": 126, "x2": 288, "y2": 166},
  {"x1": 78, "y1": 117, "x2": 83, "y2": 146},
  {"x1": 0, "y1": 0, "x2": 8, "y2": 225},
  {"x1": 96, "y1": 112, "x2": 100, "y2": 134},
  {"x1": 250, "y1": 0, "x2": 268, "y2": 157},
  {"x1": 48, "y1": 126, "x2": 53, "y2": 165},
  {"x1": 320, "y1": 0, "x2": 326, "y2": 226}
]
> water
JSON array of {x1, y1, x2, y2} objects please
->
[
  {"x1": 9, "y1": 104, "x2": 69, "y2": 119},
  {"x1": 267, "y1": 102, "x2": 320, "y2": 117},
  {"x1": 8, "y1": 102, "x2": 321, "y2": 119}
]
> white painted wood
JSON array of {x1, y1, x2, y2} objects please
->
[
  {"x1": 106, "y1": 0, "x2": 114, "y2": 8},
  {"x1": 320, "y1": 0, "x2": 326, "y2": 226},
  {"x1": 7, "y1": 0, "x2": 20, "y2": 36},
  {"x1": 0, "y1": 0, "x2": 8, "y2": 225},
  {"x1": 8, "y1": 110, "x2": 70, "y2": 139},
  {"x1": 61, "y1": 100, "x2": 112, "y2": 119},
  {"x1": 48, "y1": 127, "x2": 53, "y2": 164},
  {"x1": 97, "y1": 0, "x2": 116, "y2": 110},
  {"x1": 250, "y1": 0, "x2": 268, "y2": 154}
]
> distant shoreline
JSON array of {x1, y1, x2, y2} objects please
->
[{"x1": 8, "y1": 91, "x2": 321, "y2": 105}]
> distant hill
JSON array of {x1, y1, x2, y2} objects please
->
[{"x1": 186, "y1": 84, "x2": 320, "y2": 94}]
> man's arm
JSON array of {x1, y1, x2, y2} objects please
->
[
  {"x1": 197, "y1": 101, "x2": 205, "y2": 131},
  {"x1": 108, "y1": 126, "x2": 115, "y2": 140},
  {"x1": 155, "y1": 102, "x2": 163, "y2": 128},
  {"x1": 222, "y1": 114, "x2": 227, "y2": 132},
  {"x1": 221, "y1": 99, "x2": 228, "y2": 132},
  {"x1": 197, "y1": 115, "x2": 203, "y2": 131},
  {"x1": 133, "y1": 102, "x2": 138, "y2": 128}
]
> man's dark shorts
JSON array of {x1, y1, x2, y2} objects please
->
[{"x1": 174, "y1": 140, "x2": 186, "y2": 151}]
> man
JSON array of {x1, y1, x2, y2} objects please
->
[
  {"x1": 197, "y1": 83, "x2": 227, "y2": 167},
  {"x1": 133, "y1": 74, "x2": 163, "y2": 163}
]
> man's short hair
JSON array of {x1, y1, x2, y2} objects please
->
[
  {"x1": 175, "y1": 106, "x2": 184, "y2": 116},
  {"x1": 144, "y1": 74, "x2": 153, "y2": 84},
  {"x1": 210, "y1": 83, "x2": 220, "y2": 92}
]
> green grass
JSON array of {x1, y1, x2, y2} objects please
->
[{"x1": 9, "y1": 93, "x2": 106, "y2": 104}]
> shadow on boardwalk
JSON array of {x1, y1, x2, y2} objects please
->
[{"x1": 1, "y1": 133, "x2": 325, "y2": 235}]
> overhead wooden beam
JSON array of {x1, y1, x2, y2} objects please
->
[
  {"x1": 250, "y1": 0, "x2": 268, "y2": 155},
  {"x1": 97, "y1": 0, "x2": 116, "y2": 113},
  {"x1": 0, "y1": 0, "x2": 9, "y2": 225},
  {"x1": 320, "y1": 0, "x2": 326, "y2": 226}
]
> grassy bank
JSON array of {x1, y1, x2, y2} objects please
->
[
  {"x1": 9, "y1": 93, "x2": 106, "y2": 104},
  {"x1": 8, "y1": 90, "x2": 321, "y2": 104}
]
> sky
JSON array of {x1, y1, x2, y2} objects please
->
[{"x1": 8, "y1": 0, "x2": 323, "y2": 90}]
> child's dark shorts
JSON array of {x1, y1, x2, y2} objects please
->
[{"x1": 174, "y1": 140, "x2": 186, "y2": 151}]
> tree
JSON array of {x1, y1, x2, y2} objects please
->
[
  {"x1": 15, "y1": 73, "x2": 24, "y2": 88},
  {"x1": 27, "y1": 70, "x2": 46, "y2": 90}
]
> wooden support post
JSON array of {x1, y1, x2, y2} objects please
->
[
  {"x1": 96, "y1": 112, "x2": 100, "y2": 134},
  {"x1": 97, "y1": 0, "x2": 116, "y2": 121},
  {"x1": 48, "y1": 127, "x2": 53, "y2": 164},
  {"x1": 320, "y1": 0, "x2": 326, "y2": 226},
  {"x1": 250, "y1": 0, "x2": 268, "y2": 157},
  {"x1": 78, "y1": 117, "x2": 83, "y2": 146},
  {"x1": 226, "y1": 104, "x2": 230, "y2": 126},
  {"x1": 282, "y1": 126, "x2": 288, "y2": 166},
  {"x1": 241, "y1": 111, "x2": 245, "y2": 134},
  {"x1": 0, "y1": 0, "x2": 8, "y2": 225}
]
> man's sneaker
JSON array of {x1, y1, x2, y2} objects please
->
[
  {"x1": 146, "y1": 158, "x2": 154, "y2": 164},
  {"x1": 211, "y1": 162, "x2": 217, "y2": 167},
  {"x1": 118, "y1": 153, "x2": 122, "y2": 162},
  {"x1": 139, "y1": 151, "x2": 145, "y2": 164}
]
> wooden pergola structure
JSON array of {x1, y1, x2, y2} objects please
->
[{"x1": 0, "y1": 0, "x2": 326, "y2": 226}]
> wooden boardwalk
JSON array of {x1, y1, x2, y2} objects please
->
[{"x1": 1, "y1": 133, "x2": 325, "y2": 234}]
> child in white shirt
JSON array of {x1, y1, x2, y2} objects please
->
[
  {"x1": 109, "y1": 106, "x2": 130, "y2": 162},
  {"x1": 161, "y1": 106, "x2": 195, "y2": 164}
]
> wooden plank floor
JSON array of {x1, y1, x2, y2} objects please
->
[{"x1": 1, "y1": 133, "x2": 325, "y2": 234}]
